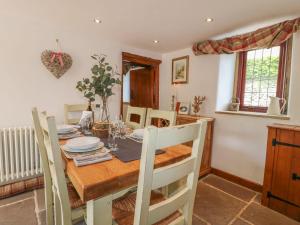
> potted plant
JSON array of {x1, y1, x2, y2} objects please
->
[{"x1": 76, "y1": 54, "x2": 121, "y2": 136}]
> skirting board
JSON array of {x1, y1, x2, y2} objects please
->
[{"x1": 211, "y1": 168, "x2": 263, "y2": 193}]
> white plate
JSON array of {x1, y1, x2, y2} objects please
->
[
  {"x1": 130, "y1": 128, "x2": 144, "y2": 140},
  {"x1": 57, "y1": 124, "x2": 75, "y2": 131},
  {"x1": 63, "y1": 142, "x2": 104, "y2": 153},
  {"x1": 65, "y1": 137, "x2": 101, "y2": 150},
  {"x1": 58, "y1": 128, "x2": 78, "y2": 134},
  {"x1": 58, "y1": 132, "x2": 81, "y2": 140}
]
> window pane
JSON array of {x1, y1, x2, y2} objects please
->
[{"x1": 243, "y1": 46, "x2": 280, "y2": 107}]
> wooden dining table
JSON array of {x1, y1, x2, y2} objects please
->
[{"x1": 60, "y1": 139, "x2": 192, "y2": 225}]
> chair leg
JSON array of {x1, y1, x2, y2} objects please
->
[
  {"x1": 53, "y1": 189, "x2": 62, "y2": 225},
  {"x1": 86, "y1": 194, "x2": 113, "y2": 225},
  {"x1": 182, "y1": 202, "x2": 193, "y2": 225},
  {"x1": 45, "y1": 188, "x2": 54, "y2": 225},
  {"x1": 44, "y1": 177, "x2": 54, "y2": 225}
]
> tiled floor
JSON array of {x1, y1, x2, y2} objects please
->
[{"x1": 0, "y1": 174, "x2": 299, "y2": 225}]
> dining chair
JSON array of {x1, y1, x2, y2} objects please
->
[
  {"x1": 32, "y1": 108, "x2": 85, "y2": 225},
  {"x1": 145, "y1": 108, "x2": 176, "y2": 127},
  {"x1": 112, "y1": 119, "x2": 207, "y2": 225},
  {"x1": 64, "y1": 104, "x2": 94, "y2": 125},
  {"x1": 125, "y1": 106, "x2": 147, "y2": 129}
]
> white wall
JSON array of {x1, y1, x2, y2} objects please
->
[
  {"x1": 0, "y1": 9, "x2": 160, "y2": 128},
  {"x1": 160, "y1": 32, "x2": 300, "y2": 184}
]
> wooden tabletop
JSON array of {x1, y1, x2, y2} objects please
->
[{"x1": 61, "y1": 140, "x2": 191, "y2": 202}]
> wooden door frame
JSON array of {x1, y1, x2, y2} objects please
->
[{"x1": 121, "y1": 52, "x2": 161, "y2": 116}]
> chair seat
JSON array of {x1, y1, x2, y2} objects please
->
[
  {"x1": 67, "y1": 183, "x2": 85, "y2": 209},
  {"x1": 112, "y1": 191, "x2": 181, "y2": 225}
]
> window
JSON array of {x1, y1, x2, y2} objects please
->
[{"x1": 236, "y1": 42, "x2": 288, "y2": 113}]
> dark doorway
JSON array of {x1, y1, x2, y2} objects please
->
[{"x1": 121, "y1": 52, "x2": 161, "y2": 117}]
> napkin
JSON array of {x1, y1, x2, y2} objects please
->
[{"x1": 73, "y1": 152, "x2": 112, "y2": 167}]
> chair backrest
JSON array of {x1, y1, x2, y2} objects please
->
[
  {"x1": 125, "y1": 106, "x2": 147, "y2": 129},
  {"x1": 32, "y1": 108, "x2": 54, "y2": 225},
  {"x1": 32, "y1": 108, "x2": 72, "y2": 225},
  {"x1": 145, "y1": 108, "x2": 176, "y2": 127},
  {"x1": 64, "y1": 104, "x2": 94, "y2": 125},
  {"x1": 133, "y1": 119, "x2": 207, "y2": 225}
]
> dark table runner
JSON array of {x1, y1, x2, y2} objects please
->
[{"x1": 103, "y1": 138, "x2": 165, "y2": 162}]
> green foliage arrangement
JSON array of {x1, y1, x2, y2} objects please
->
[{"x1": 76, "y1": 54, "x2": 121, "y2": 121}]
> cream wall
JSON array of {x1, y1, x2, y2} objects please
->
[
  {"x1": 0, "y1": 8, "x2": 160, "y2": 128},
  {"x1": 160, "y1": 32, "x2": 300, "y2": 184}
]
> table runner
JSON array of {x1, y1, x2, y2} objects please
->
[{"x1": 104, "y1": 138, "x2": 165, "y2": 162}]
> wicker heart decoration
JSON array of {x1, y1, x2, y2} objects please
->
[{"x1": 41, "y1": 50, "x2": 72, "y2": 79}]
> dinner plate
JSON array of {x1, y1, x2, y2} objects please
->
[
  {"x1": 63, "y1": 142, "x2": 104, "y2": 153},
  {"x1": 65, "y1": 137, "x2": 101, "y2": 150},
  {"x1": 130, "y1": 128, "x2": 144, "y2": 140},
  {"x1": 57, "y1": 128, "x2": 78, "y2": 134},
  {"x1": 58, "y1": 132, "x2": 81, "y2": 140},
  {"x1": 57, "y1": 124, "x2": 75, "y2": 131}
]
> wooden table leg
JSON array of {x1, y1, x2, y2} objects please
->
[{"x1": 86, "y1": 194, "x2": 113, "y2": 225}]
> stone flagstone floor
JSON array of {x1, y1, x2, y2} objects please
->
[{"x1": 0, "y1": 174, "x2": 299, "y2": 225}]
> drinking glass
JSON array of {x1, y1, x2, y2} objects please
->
[
  {"x1": 109, "y1": 124, "x2": 118, "y2": 151},
  {"x1": 82, "y1": 118, "x2": 92, "y2": 136},
  {"x1": 119, "y1": 123, "x2": 127, "y2": 139},
  {"x1": 114, "y1": 115, "x2": 123, "y2": 138}
]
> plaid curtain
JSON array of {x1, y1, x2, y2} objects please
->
[{"x1": 192, "y1": 17, "x2": 300, "y2": 55}]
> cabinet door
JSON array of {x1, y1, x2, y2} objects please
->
[
  {"x1": 288, "y1": 131, "x2": 300, "y2": 206},
  {"x1": 271, "y1": 129, "x2": 294, "y2": 200}
]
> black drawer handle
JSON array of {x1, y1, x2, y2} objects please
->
[{"x1": 292, "y1": 173, "x2": 300, "y2": 180}]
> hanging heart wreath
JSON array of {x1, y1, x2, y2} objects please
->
[{"x1": 41, "y1": 40, "x2": 72, "y2": 79}]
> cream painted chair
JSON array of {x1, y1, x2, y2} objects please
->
[
  {"x1": 125, "y1": 106, "x2": 147, "y2": 129},
  {"x1": 112, "y1": 119, "x2": 207, "y2": 225},
  {"x1": 32, "y1": 108, "x2": 85, "y2": 225},
  {"x1": 64, "y1": 104, "x2": 94, "y2": 125},
  {"x1": 145, "y1": 108, "x2": 176, "y2": 127}
]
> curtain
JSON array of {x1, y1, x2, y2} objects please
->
[{"x1": 192, "y1": 17, "x2": 300, "y2": 55}]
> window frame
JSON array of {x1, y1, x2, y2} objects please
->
[{"x1": 236, "y1": 42, "x2": 288, "y2": 113}]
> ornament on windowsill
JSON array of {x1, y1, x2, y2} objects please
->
[
  {"x1": 192, "y1": 96, "x2": 206, "y2": 115},
  {"x1": 228, "y1": 97, "x2": 240, "y2": 111},
  {"x1": 41, "y1": 39, "x2": 72, "y2": 79}
]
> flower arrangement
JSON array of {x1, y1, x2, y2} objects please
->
[{"x1": 76, "y1": 54, "x2": 121, "y2": 121}]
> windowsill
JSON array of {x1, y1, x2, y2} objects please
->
[{"x1": 215, "y1": 110, "x2": 290, "y2": 120}]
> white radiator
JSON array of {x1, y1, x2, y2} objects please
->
[{"x1": 0, "y1": 127, "x2": 43, "y2": 185}]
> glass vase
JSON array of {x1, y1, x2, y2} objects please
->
[{"x1": 100, "y1": 97, "x2": 110, "y2": 122}]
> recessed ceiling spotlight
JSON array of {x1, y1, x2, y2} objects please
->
[
  {"x1": 206, "y1": 17, "x2": 214, "y2": 23},
  {"x1": 153, "y1": 40, "x2": 159, "y2": 44},
  {"x1": 94, "y1": 18, "x2": 102, "y2": 24}
]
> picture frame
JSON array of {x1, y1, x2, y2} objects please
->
[
  {"x1": 177, "y1": 102, "x2": 190, "y2": 115},
  {"x1": 172, "y1": 56, "x2": 189, "y2": 84}
]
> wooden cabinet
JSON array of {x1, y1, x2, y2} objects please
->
[
  {"x1": 262, "y1": 124, "x2": 300, "y2": 222},
  {"x1": 176, "y1": 115, "x2": 214, "y2": 177}
]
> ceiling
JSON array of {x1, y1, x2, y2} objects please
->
[{"x1": 3, "y1": 0, "x2": 300, "y2": 53}]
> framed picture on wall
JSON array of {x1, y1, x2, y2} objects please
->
[
  {"x1": 172, "y1": 56, "x2": 189, "y2": 84},
  {"x1": 177, "y1": 102, "x2": 190, "y2": 115}
]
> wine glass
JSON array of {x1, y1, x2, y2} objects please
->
[
  {"x1": 109, "y1": 123, "x2": 118, "y2": 151},
  {"x1": 113, "y1": 115, "x2": 123, "y2": 138},
  {"x1": 119, "y1": 123, "x2": 127, "y2": 139}
]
